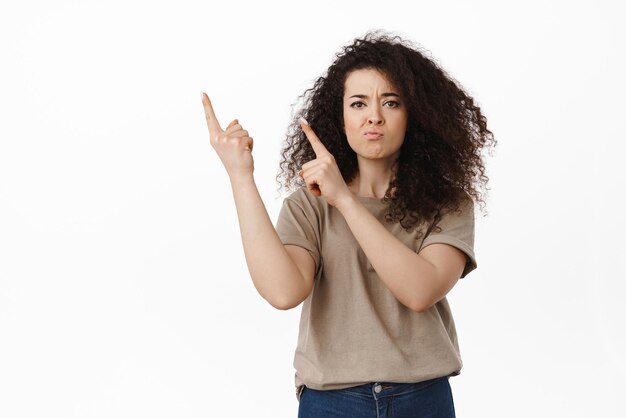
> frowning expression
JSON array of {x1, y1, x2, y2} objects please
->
[{"x1": 343, "y1": 68, "x2": 408, "y2": 164}]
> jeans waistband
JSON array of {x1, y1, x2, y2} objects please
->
[{"x1": 336, "y1": 376, "x2": 449, "y2": 399}]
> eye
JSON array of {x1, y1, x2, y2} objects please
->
[
  {"x1": 350, "y1": 101, "x2": 366, "y2": 108},
  {"x1": 383, "y1": 100, "x2": 400, "y2": 108}
]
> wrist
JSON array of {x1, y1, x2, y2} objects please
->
[
  {"x1": 334, "y1": 191, "x2": 359, "y2": 213},
  {"x1": 229, "y1": 172, "x2": 255, "y2": 189}
]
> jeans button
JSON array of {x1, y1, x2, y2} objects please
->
[{"x1": 374, "y1": 384, "x2": 382, "y2": 393}]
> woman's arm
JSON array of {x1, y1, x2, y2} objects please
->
[
  {"x1": 202, "y1": 93, "x2": 314, "y2": 310},
  {"x1": 229, "y1": 175, "x2": 315, "y2": 310},
  {"x1": 297, "y1": 118, "x2": 467, "y2": 312},
  {"x1": 335, "y1": 197, "x2": 467, "y2": 312}
]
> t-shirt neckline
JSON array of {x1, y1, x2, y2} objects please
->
[{"x1": 356, "y1": 195, "x2": 387, "y2": 205}]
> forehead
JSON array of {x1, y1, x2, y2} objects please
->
[{"x1": 343, "y1": 68, "x2": 397, "y2": 95}]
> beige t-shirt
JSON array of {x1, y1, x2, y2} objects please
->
[{"x1": 275, "y1": 186, "x2": 477, "y2": 399}]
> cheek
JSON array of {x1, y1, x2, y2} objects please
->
[
  {"x1": 390, "y1": 114, "x2": 408, "y2": 135},
  {"x1": 343, "y1": 113, "x2": 362, "y2": 134},
  {"x1": 343, "y1": 119, "x2": 358, "y2": 138}
]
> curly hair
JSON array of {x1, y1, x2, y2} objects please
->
[{"x1": 277, "y1": 30, "x2": 497, "y2": 235}]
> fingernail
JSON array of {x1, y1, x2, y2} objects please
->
[
  {"x1": 300, "y1": 117, "x2": 309, "y2": 126},
  {"x1": 200, "y1": 91, "x2": 205, "y2": 101}
]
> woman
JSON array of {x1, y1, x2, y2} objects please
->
[{"x1": 201, "y1": 31, "x2": 495, "y2": 418}]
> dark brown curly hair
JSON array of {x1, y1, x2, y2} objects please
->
[{"x1": 277, "y1": 30, "x2": 496, "y2": 235}]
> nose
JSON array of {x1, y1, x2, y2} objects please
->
[{"x1": 367, "y1": 105, "x2": 384, "y2": 125}]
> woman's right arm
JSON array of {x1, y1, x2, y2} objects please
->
[
  {"x1": 201, "y1": 92, "x2": 314, "y2": 310},
  {"x1": 230, "y1": 176, "x2": 315, "y2": 309}
]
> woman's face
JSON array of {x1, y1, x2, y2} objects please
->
[{"x1": 342, "y1": 68, "x2": 408, "y2": 164}]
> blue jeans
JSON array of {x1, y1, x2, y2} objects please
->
[{"x1": 297, "y1": 376, "x2": 455, "y2": 418}]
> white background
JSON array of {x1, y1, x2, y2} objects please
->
[{"x1": 1, "y1": 0, "x2": 624, "y2": 417}]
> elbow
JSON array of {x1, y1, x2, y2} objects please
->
[
  {"x1": 270, "y1": 301, "x2": 301, "y2": 311},
  {"x1": 261, "y1": 273, "x2": 313, "y2": 311},
  {"x1": 267, "y1": 279, "x2": 312, "y2": 311},
  {"x1": 412, "y1": 304, "x2": 432, "y2": 313},
  {"x1": 270, "y1": 300, "x2": 294, "y2": 311},
  {"x1": 408, "y1": 296, "x2": 435, "y2": 313},
  {"x1": 268, "y1": 295, "x2": 303, "y2": 311},
  {"x1": 408, "y1": 303, "x2": 428, "y2": 313}
]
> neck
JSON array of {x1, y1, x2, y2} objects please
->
[{"x1": 349, "y1": 156, "x2": 398, "y2": 199}]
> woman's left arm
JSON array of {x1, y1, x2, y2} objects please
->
[
  {"x1": 336, "y1": 197, "x2": 467, "y2": 313},
  {"x1": 298, "y1": 119, "x2": 468, "y2": 312}
]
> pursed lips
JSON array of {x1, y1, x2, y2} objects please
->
[{"x1": 365, "y1": 130, "x2": 383, "y2": 139}]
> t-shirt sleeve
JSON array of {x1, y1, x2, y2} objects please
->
[
  {"x1": 419, "y1": 196, "x2": 477, "y2": 278},
  {"x1": 275, "y1": 194, "x2": 321, "y2": 276}
]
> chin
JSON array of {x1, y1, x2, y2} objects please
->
[{"x1": 360, "y1": 145, "x2": 384, "y2": 157}]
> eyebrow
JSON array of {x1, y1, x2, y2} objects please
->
[{"x1": 348, "y1": 93, "x2": 400, "y2": 99}]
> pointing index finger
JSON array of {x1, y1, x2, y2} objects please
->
[
  {"x1": 201, "y1": 92, "x2": 223, "y2": 135},
  {"x1": 300, "y1": 117, "x2": 329, "y2": 157}
]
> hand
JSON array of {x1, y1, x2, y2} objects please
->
[
  {"x1": 201, "y1": 92, "x2": 254, "y2": 179},
  {"x1": 299, "y1": 118, "x2": 353, "y2": 207}
]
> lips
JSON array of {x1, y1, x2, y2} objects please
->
[{"x1": 365, "y1": 130, "x2": 383, "y2": 139}]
